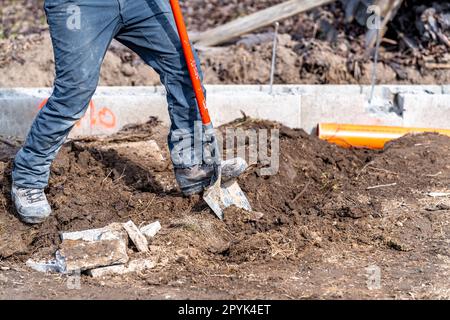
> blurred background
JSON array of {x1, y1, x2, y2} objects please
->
[{"x1": 0, "y1": 0, "x2": 449, "y2": 87}]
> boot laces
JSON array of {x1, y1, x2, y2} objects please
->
[{"x1": 20, "y1": 188, "x2": 46, "y2": 204}]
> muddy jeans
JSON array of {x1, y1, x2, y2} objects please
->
[{"x1": 12, "y1": 0, "x2": 205, "y2": 188}]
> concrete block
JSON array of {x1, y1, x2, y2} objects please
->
[
  {"x1": 60, "y1": 222, "x2": 127, "y2": 243},
  {"x1": 442, "y1": 85, "x2": 450, "y2": 94},
  {"x1": 0, "y1": 96, "x2": 41, "y2": 138},
  {"x1": 401, "y1": 94, "x2": 450, "y2": 128},
  {"x1": 26, "y1": 258, "x2": 65, "y2": 273},
  {"x1": 123, "y1": 220, "x2": 149, "y2": 253},
  {"x1": 58, "y1": 238, "x2": 129, "y2": 273},
  {"x1": 87, "y1": 258, "x2": 156, "y2": 278},
  {"x1": 0, "y1": 88, "x2": 52, "y2": 137},
  {"x1": 254, "y1": 85, "x2": 363, "y2": 96},
  {"x1": 2, "y1": 85, "x2": 450, "y2": 139},
  {"x1": 208, "y1": 91, "x2": 301, "y2": 128},
  {"x1": 140, "y1": 221, "x2": 161, "y2": 240},
  {"x1": 73, "y1": 93, "x2": 169, "y2": 137},
  {"x1": 360, "y1": 85, "x2": 443, "y2": 98},
  {"x1": 300, "y1": 94, "x2": 404, "y2": 134}
]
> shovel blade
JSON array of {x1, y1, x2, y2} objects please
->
[{"x1": 203, "y1": 180, "x2": 252, "y2": 220}]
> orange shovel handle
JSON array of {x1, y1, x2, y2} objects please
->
[{"x1": 169, "y1": 0, "x2": 212, "y2": 126}]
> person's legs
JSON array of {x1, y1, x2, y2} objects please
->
[
  {"x1": 115, "y1": 0, "x2": 204, "y2": 167},
  {"x1": 115, "y1": 0, "x2": 248, "y2": 195},
  {"x1": 12, "y1": 0, "x2": 121, "y2": 223}
]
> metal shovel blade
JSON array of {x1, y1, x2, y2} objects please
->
[{"x1": 203, "y1": 175, "x2": 252, "y2": 220}]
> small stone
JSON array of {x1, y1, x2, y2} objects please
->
[
  {"x1": 396, "y1": 221, "x2": 404, "y2": 227},
  {"x1": 121, "y1": 64, "x2": 136, "y2": 76},
  {"x1": 249, "y1": 211, "x2": 264, "y2": 221},
  {"x1": 0, "y1": 266, "x2": 10, "y2": 271},
  {"x1": 123, "y1": 220, "x2": 149, "y2": 253},
  {"x1": 140, "y1": 221, "x2": 161, "y2": 240},
  {"x1": 0, "y1": 274, "x2": 8, "y2": 284}
]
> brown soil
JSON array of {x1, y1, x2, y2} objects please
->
[{"x1": 0, "y1": 119, "x2": 449, "y2": 299}]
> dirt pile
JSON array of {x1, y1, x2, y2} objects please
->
[
  {"x1": 1, "y1": 119, "x2": 449, "y2": 298},
  {"x1": 0, "y1": 118, "x2": 449, "y2": 263}
]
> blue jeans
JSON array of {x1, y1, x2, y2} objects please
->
[{"x1": 13, "y1": 0, "x2": 205, "y2": 188}]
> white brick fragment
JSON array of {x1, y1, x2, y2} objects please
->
[
  {"x1": 140, "y1": 221, "x2": 161, "y2": 240},
  {"x1": 123, "y1": 220, "x2": 149, "y2": 253},
  {"x1": 87, "y1": 259, "x2": 156, "y2": 278},
  {"x1": 60, "y1": 223, "x2": 127, "y2": 243},
  {"x1": 58, "y1": 238, "x2": 129, "y2": 273}
]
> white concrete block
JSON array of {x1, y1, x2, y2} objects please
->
[
  {"x1": 300, "y1": 94, "x2": 402, "y2": 134},
  {"x1": 58, "y1": 238, "x2": 129, "y2": 273},
  {"x1": 26, "y1": 258, "x2": 65, "y2": 273},
  {"x1": 60, "y1": 222, "x2": 127, "y2": 243},
  {"x1": 70, "y1": 94, "x2": 169, "y2": 137},
  {"x1": 87, "y1": 258, "x2": 156, "y2": 278},
  {"x1": 123, "y1": 220, "x2": 149, "y2": 253},
  {"x1": 140, "y1": 221, "x2": 161, "y2": 240},
  {"x1": 442, "y1": 85, "x2": 450, "y2": 94},
  {"x1": 2, "y1": 85, "x2": 449, "y2": 140},
  {"x1": 401, "y1": 94, "x2": 450, "y2": 128},
  {"x1": 208, "y1": 91, "x2": 301, "y2": 128}
]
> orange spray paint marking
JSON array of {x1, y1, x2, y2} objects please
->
[
  {"x1": 37, "y1": 98, "x2": 116, "y2": 130},
  {"x1": 38, "y1": 98, "x2": 48, "y2": 110},
  {"x1": 98, "y1": 107, "x2": 116, "y2": 129},
  {"x1": 89, "y1": 101, "x2": 97, "y2": 127}
]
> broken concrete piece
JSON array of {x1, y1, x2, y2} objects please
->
[
  {"x1": 428, "y1": 192, "x2": 450, "y2": 198},
  {"x1": 87, "y1": 258, "x2": 156, "y2": 278},
  {"x1": 58, "y1": 238, "x2": 129, "y2": 273},
  {"x1": 60, "y1": 222, "x2": 127, "y2": 243},
  {"x1": 26, "y1": 258, "x2": 65, "y2": 273},
  {"x1": 123, "y1": 220, "x2": 149, "y2": 253},
  {"x1": 140, "y1": 221, "x2": 161, "y2": 240}
]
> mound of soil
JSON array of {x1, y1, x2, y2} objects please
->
[{"x1": 0, "y1": 118, "x2": 449, "y2": 299}]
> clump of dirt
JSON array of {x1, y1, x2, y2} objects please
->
[{"x1": 1, "y1": 118, "x2": 449, "y2": 267}]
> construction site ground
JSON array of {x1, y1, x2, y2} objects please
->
[
  {"x1": 1, "y1": 0, "x2": 449, "y2": 300},
  {"x1": 1, "y1": 119, "x2": 449, "y2": 299}
]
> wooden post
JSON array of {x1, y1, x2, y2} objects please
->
[{"x1": 191, "y1": 0, "x2": 335, "y2": 47}]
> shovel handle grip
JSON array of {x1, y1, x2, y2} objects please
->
[{"x1": 169, "y1": 0, "x2": 212, "y2": 126}]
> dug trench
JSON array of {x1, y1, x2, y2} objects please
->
[{"x1": 0, "y1": 118, "x2": 449, "y2": 299}]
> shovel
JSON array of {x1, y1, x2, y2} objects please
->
[{"x1": 169, "y1": 0, "x2": 252, "y2": 220}]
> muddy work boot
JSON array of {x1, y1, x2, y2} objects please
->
[
  {"x1": 175, "y1": 158, "x2": 248, "y2": 196},
  {"x1": 11, "y1": 184, "x2": 52, "y2": 224}
]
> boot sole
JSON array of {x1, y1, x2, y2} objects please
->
[{"x1": 180, "y1": 180, "x2": 211, "y2": 196}]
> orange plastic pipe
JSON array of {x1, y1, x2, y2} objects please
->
[
  {"x1": 318, "y1": 123, "x2": 450, "y2": 149},
  {"x1": 170, "y1": 0, "x2": 212, "y2": 126}
]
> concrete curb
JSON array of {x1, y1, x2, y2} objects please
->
[{"x1": 1, "y1": 85, "x2": 449, "y2": 138}]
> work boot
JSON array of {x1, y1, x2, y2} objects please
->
[
  {"x1": 11, "y1": 184, "x2": 52, "y2": 224},
  {"x1": 175, "y1": 157, "x2": 248, "y2": 196}
]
